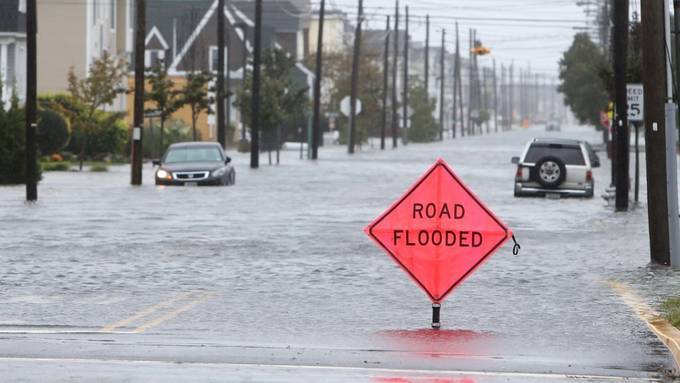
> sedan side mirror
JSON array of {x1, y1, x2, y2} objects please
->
[
  {"x1": 152, "y1": 159, "x2": 161, "y2": 167},
  {"x1": 225, "y1": 156, "x2": 232, "y2": 164},
  {"x1": 511, "y1": 156, "x2": 520, "y2": 164}
]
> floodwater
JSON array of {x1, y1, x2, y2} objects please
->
[{"x1": 0, "y1": 124, "x2": 678, "y2": 382}]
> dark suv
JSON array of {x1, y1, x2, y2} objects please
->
[{"x1": 153, "y1": 142, "x2": 235, "y2": 186}]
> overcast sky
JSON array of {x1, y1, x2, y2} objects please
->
[{"x1": 322, "y1": 0, "x2": 599, "y2": 80}]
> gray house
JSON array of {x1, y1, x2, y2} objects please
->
[
  {"x1": 144, "y1": 0, "x2": 314, "y2": 138},
  {"x1": 0, "y1": 0, "x2": 26, "y2": 105}
]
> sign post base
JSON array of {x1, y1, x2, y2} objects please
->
[{"x1": 431, "y1": 303, "x2": 441, "y2": 329}]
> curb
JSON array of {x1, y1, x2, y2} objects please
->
[{"x1": 608, "y1": 281, "x2": 680, "y2": 373}]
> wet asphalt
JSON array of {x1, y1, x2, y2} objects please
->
[{"x1": 0, "y1": 124, "x2": 679, "y2": 382}]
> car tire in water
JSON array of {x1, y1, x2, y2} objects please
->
[
  {"x1": 229, "y1": 171, "x2": 235, "y2": 186},
  {"x1": 532, "y1": 156, "x2": 566, "y2": 189}
]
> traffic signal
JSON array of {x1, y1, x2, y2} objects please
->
[{"x1": 470, "y1": 41, "x2": 491, "y2": 56}]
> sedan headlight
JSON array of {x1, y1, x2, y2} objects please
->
[
  {"x1": 211, "y1": 167, "x2": 227, "y2": 177},
  {"x1": 156, "y1": 169, "x2": 172, "y2": 180}
]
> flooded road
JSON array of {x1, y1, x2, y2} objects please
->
[{"x1": 0, "y1": 124, "x2": 678, "y2": 382}]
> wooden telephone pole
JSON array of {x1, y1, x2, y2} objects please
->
[
  {"x1": 131, "y1": 0, "x2": 146, "y2": 185},
  {"x1": 641, "y1": 0, "x2": 673, "y2": 264},
  {"x1": 25, "y1": 0, "x2": 37, "y2": 200},
  {"x1": 311, "y1": 0, "x2": 325, "y2": 159}
]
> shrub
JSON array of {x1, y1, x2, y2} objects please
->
[
  {"x1": 67, "y1": 112, "x2": 128, "y2": 159},
  {"x1": 42, "y1": 162, "x2": 71, "y2": 171},
  {"x1": 0, "y1": 95, "x2": 42, "y2": 185},
  {"x1": 90, "y1": 164, "x2": 108, "y2": 172},
  {"x1": 37, "y1": 109, "x2": 70, "y2": 155},
  {"x1": 59, "y1": 151, "x2": 77, "y2": 162},
  {"x1": 237, "y1": 139, "x2": 250, "y2": 153},
  {"x1": 143, "y1": 118, "x2": 195, "y2": 158},
  {"x1": 40, "y1": 94, "x2": 127, "y2": 160}
]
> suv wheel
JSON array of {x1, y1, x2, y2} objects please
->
[{"x1": 533, "y1": 156, "x2": 566, "y2": 188}]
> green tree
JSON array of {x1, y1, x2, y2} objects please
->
[
  {"x1": 312, "y1": 41, "x2": 383, "y2": 145},
  {"x1": 146, "y1": 60, "x2": 183, "y2": 151},
  {"x1": 67, "y1": 51, "x2": 128, "y2": 169},
  {"x1": 181, "y1": 70, "x2": 214, "y2": 141},
  {"x1": 235, "y1": 48, "x2": 309, "y2": 164},
  {"x1": 599, "y1": 21, "x2": 643, "y2": 99},
  {"x1": 408, "y1": 82, "x2": 440, "y2": 143},
  {"x1": 558, "y1": 33, "x2": 609, "y2": 127}
]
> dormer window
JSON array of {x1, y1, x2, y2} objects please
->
[{"x1": 145, "y1": 49, "x2": 165, "y2": 68}]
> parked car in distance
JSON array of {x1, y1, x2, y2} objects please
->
[
  {"x1": 511, "y1": 138, "x2": 594, "y2": 198},
  {"x1": 153, "y1": 142, "x2": 235, "y2": 186},
  {"x1": 545, "y1": 120, "x2": 561, "y2": 132}
]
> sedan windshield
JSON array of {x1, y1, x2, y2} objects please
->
[{"x1": 164, "y1": 147, "x2": 223, "y2": 163}]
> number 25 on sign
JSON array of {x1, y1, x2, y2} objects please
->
[{"x1": 365, "y1": 159, "x2": 513, "y2": 328}]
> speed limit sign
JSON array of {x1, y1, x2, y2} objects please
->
[{"x1": 627, "y1": 84, "x2": 643, "y2": 122}]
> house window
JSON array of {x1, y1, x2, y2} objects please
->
[
  {"x1": 209, "y1": 46, "x2": 227, "y2": 72},
  {"x1": 145, "y1": 49, "x2": 165, "y2": 68},
  {"x1": 111, "y1": 0, "x2": 116, "y2": 30}
]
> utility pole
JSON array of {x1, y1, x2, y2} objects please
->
[
  {"x1": 131, "y1": 0, "x2": 145, "y2": 185},
  {"x1": 381, "y1": 16, "x2": 391, "y2": 150},
  {"x1": 675, "y1": 0, "x2": 680, "y2": 105},
  {"x1": 239, "y1": 23, "x2": 248, "y2": 144},
  {"x1": 311, "y1": 0, "x2": 325, "y2": 159},
  {"x1": 467, "y1": 28, "x2": 473, "y2": 136},
  {"x1": 641, "y1": 0, "x2": 679, "y2": 265},
  {"x1": 391, "y1": 0, "x2": 399, "y2": 148},
  {"x1": 348, "y1": 0, "x2": 363, "y2": 154},
  {"x1": 493, "y1": 59, "x2": 498, "y2": 133},
  {"x1": 474, "y1": 31, "x2": 483, "y2": 135},
  {"x1": 25, "y1": 0, "x2": 37, "y2": 201},
  {"x1": 439, "y1": 28, "x2": 445, "y2": 141},
  {"x1": 550, "y1": 78, "x2": 555, "y2": 119},
  {"x1": 452, "y1": 23, "x2": 459, "y2": 139},
  {"x1": 483, "y1": 67, "x2": 489, "y2": 134},
  {"x1": 519, "y1": 69, "x2": 525, "y2": 126},
  {"x1": 509, "y1": 63, "x2": 514, "y2": 129},
  {"x1": 425, "y1": 15, "x2": 430, "y2": 96},
  {"x1": 226, "y1": 13, "x2": 232, "y2": 143},
  {"x1": 402, "y1": 5, "x2": 409, "y2": 144},
  {"x1": 455, "y1": 23, "x2": 463, "y2": 138},
  {"x1": 613, "y1": 0, "x2": 629, "y2": 211},
  {"x1": 250, "y1": 0, "x2": 263, "y2": 168},
  {"x1": 662, "y1": 0, "x2": 680, "y2": 266},
  {"x1": 217, "y1": 0, "x2": 226, "y2": 148}
]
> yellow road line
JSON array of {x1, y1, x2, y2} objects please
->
[
  {"x1": 608, "y1": 280, "x2": 680, "y2": 370},
  {"x1": 132, "y1": 292, "x2": 215, "y2": 334},
  {"x1": 100, "y1": 292, "x2": 194, "y2": 332}
]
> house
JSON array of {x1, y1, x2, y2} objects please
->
[
  {"x1": 307, "y1": 9, "x2": 350, "y2": 55},
  {"x1": 36, "y1": 0, "x2": 131, "y2": 111},
  {"x1": 130, "y1": 0, "x2": 315, "y2": 141},
  {"x1": 0, "y1": 0, "x2": 26, "y2": 105}
]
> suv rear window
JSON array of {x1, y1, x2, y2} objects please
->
[{"x1": 524, "y1": 145, "x2": 585, "y2": 165}]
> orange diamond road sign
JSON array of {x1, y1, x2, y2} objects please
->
[{"x1": 365, "y1": 159, "x2": 512, "y2": 304}]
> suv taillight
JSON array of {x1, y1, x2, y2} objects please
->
[
  {"x1": 515, "y1": 166, "x2": 523, "y2": 180},
  {"x1": 586, "y1": 170, "x2": 593, "y2": 182}
]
